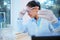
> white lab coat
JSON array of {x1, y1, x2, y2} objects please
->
[
  {"x1": 17, "y1": 12, "x2": 59, "y2": 36},
  {"x1": 17, "y1": 10, "x2": 60, "y2": 37}
]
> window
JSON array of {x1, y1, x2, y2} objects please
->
[
  {"x1": 0, "y1": 0, "x2": 11, "y2": 28},
  {"x1": 38, "y1": 0, "x2": 60, "y2": 18}
]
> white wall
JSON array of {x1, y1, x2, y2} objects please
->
[{"x1": 11, "y1": 0, "x2": 32, "y2": 34}]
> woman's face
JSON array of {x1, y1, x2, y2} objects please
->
[{"x1": 27, "y1": 6, "x2": 39, "y2": 18}]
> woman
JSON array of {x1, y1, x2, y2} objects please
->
[{"x1": 18, "y1": 0, "x2": 56, "y2": 36}]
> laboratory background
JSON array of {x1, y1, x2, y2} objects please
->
[{"x1": 0, "y1": 0, "x2": 60, "y2": 40}]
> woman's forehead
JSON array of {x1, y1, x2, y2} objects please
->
[
  {"x1": 26, "y1": 6, "x2": 40, "y2": 10},
  {"x1": 27, "y1": 6, "x2": 39, "y2": 10}
]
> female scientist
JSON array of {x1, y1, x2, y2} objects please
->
[{"x1": 17, "y1": 1, "x2": 58, "y2": 37}]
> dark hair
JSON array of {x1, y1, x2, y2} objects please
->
[{"x1": 26, "y1": 1, "x2": 41, "y2": 10}]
